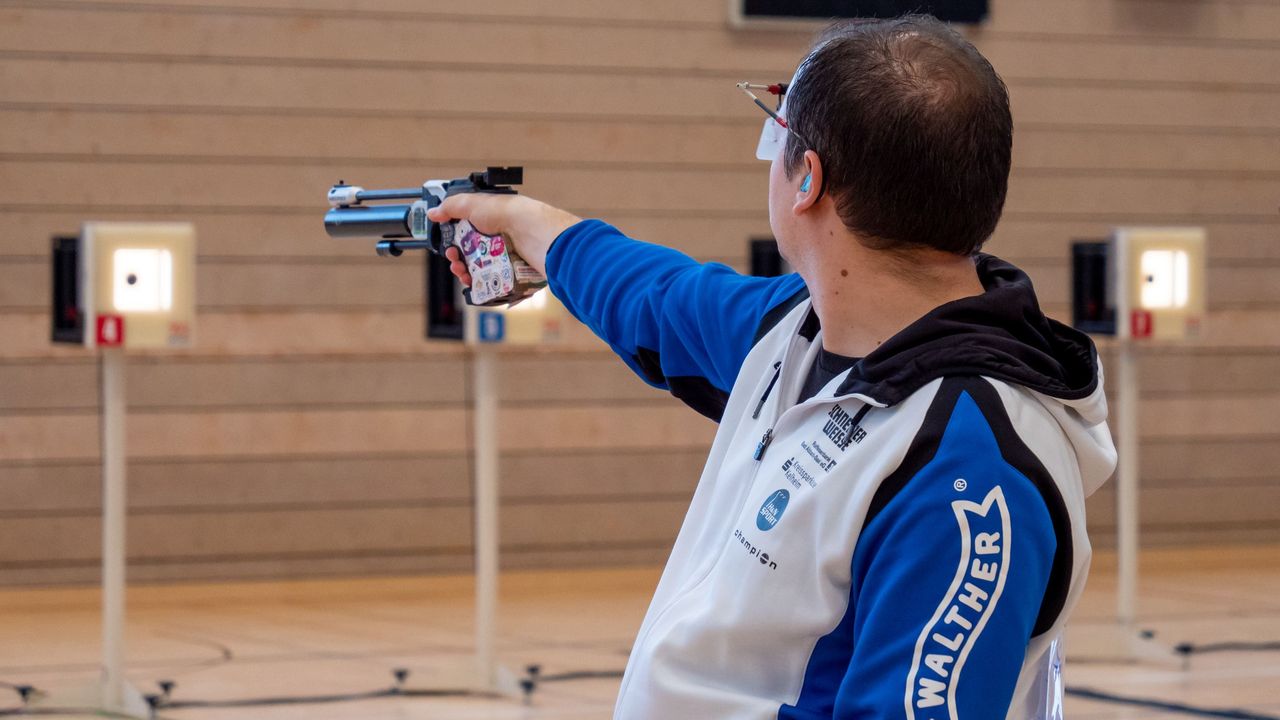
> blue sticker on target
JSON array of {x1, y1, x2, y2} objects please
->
[{"x1": 478, "y1": 311, "x2": 505, "y2": 342}]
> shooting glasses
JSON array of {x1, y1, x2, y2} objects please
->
[{"x1": 737, "y1": 81, "x2": 811, "y2": 161}]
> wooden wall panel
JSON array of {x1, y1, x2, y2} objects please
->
[
  {"x1": 2, "y1": 449, "x2": 704, "y2": 515},
  {"x1": 35, "y1": 0, "x2": 1280, "y2": 44},
  {"x1": 0, "y1": 110, "x2": 761, "y2": 168},
  {"x1": 0, "y1": 59, "x2": 750, "y2": 118},
  {"x1": 36, "y1": 0, "x2": 728, "y2": 26},
  {"x1": 1, "y1": 0, "x2": 1276, "y2": 584},
  {"x1": 0, "y1": 259, "x2": 425, "y2": 311},
  {"x1": 0, "y1": 355, "x2": 657, "y2": 411},
  {"x1": 983, "y1": 0, "x2": 1280, "y2": 42},
  {"x1": 0, "y1": 159, "x2": 772, "y2": 215},
  {"x1": 3, "y1": 159, "x2": 1278, "y2": 227},
  {"x1": 0, "y1": 210, "x2": 775, "y2": 261},
  {"x1": 0, "y1": 309, "x2": 445, "y2": 359},
  {"x1": 9, "y1": 545, "x2": 675, "y2": 587},
  {"x1": 989, "y1": 219, "x2": 1279, "y2": 262},
  {"x1": 6, "y1": 57, "x2": 1280, "y2": 129},
  {"x1": 1141, "y1": 438, "x2": 1280, "y2": 483},
  {"x1": 2, "y1": 457, "x2": 473, "y2": 514},
  {"x1": 6, "y1": 351, "x2": 1277, "y2": 414},
  {"x1": 1089, "y1": 484, "x2": 1280, "y2": 529},
  {"x1": 2, "y1": 243, "x2": 1275, "y2": 315},
  {"x1": 0, "y1": 6, "x2": 802, "y2": 72},
  {"x1": 0, "y1": 404, "x2": 713, "y2": 462},
  {"x1": 1, "y1": 393, "x2": 1258, "y2": 466},
  {"x1": 7, "y1": 110, "x2": 1280, "y2": 178},
  {"x1": 0, "y1": 500, "x2": 687, "y2": 565},
  {"x1": 6, "y1": 210, "x2": 1275, "y2": 269},
  {"x1": 6, "y1": 5, "x2": 1280, "y2": 86}
]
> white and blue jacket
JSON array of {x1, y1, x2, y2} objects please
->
[{"x1": 545, "y1": 220, "x2": 1118, "y2": 720}]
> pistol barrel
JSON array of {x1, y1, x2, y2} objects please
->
[{"x1": 324, "y1": 205, "x2": 412, "y2": 239}]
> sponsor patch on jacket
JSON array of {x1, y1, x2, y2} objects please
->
[
  {"x1": 756, "y1": 489, "x2": 790, "y2": 531},
  {"x1": 904, "y1": 486, "x2": 1011, "y2": 719},
  {"x1": 823, "y1": 404, "x2": 866, "y2": 451},
  {"x1": 733, "y1": 528, "x2": 778, "y2": 570}
]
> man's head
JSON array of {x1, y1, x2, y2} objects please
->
[{"x1": 768, "y1": 15, "x2": 1012, "y2": 261}]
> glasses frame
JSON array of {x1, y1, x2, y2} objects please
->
[
  {"x1": 737, "y1": 82, "x2": 824, "y2": 198},
  {"x1": 736, "y1": 82, "x2": 814, "y2": 156}
]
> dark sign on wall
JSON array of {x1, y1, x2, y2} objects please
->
[
  {"x1": 425, "y1": 252, "x2": 464, "y2": 340},
  {"x1": 739, "y1": 0, "x2": 988, "y2": 24},
  {"x1": 749, "y1": 238, "x2": 792, "y2": 278},
  {"x1": 1071, "y1": 240, "x2": 1117, "y2": 336}
]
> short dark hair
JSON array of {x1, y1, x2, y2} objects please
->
[{"x1": 784, "y1": 15, "x2": 1012, "y2": 256}]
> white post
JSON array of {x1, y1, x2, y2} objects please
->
[
  {"x1": 472, "y1": 346, "x2": 499, "y2": 689},
  {"x1": 1115, "y1": 340, "x2": 1139, "y2": 629},
  {"x1": 99, "y1": 347, "x2": 128, "y2": 711}
]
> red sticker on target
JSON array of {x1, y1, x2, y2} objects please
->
[
  {"x1": 96, "y1": 315, "x2": 125, "y2": 347},
  {"x1": 1130, "y1": 310, "x2": 1153, "y2": 339}
]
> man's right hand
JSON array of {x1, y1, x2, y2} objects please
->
[{"x1": 429, "y1": 193, "x2": 581, "y2": 287}]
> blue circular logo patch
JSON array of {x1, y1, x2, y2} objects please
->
[{"x1": 757, "y1": 489, "x2": 790, "y2": 531}]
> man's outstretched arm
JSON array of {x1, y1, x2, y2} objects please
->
[{"x1": 431, "y1": 195, "x2": 805, "y2": 420}]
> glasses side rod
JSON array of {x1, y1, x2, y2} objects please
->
[{"x1": 737, "y1": 84, "x2": 789, "y2": 127}]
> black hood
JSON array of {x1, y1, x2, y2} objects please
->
[{"x1": 831, "y1": 254, "x2": 1100, "y2": 406}]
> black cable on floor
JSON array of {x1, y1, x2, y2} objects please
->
[
  {"x1": 535, "y1": 669, "x2": 624, "y2": 683},
  {"x1": 1065, "y1": 687, "x2": 1280, "y2": 720},
  {"x1": 160, "y1": 686, "x2": 478, "y2": 709},
  {"x1": 0, "y1": 676, "x2": 485, "y2": 717},
  {"x1": 1177, "y1": 640, "x2": 1280, "y2": 657},
  {"x1": 6, "y1": 677, "x2": 1280, "y2": 719},
  {"x1": 10, "y1": 656, "x2": 1280, "y2": 719},
  {"x1": 0, "y1": 707, "x2": 181, "y2": 720}
]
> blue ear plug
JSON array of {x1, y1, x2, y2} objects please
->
[{"x1": 800, "y1": 174, "x2": 812, "y2": 192}]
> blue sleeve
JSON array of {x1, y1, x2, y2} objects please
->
[
  {"x1": 782, "y1": 384, "x2": 1062, "y2": 719},
  {"x1": 545, "y1": 220, "x2": 807, "y2": 419}
]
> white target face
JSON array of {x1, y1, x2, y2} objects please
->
[
  {"x1": 1139, "y1": 249, "x2": 1190, "y2": 310},
  {"x1": 112, "y1": 248, "x2": 173, "y2": 313}
]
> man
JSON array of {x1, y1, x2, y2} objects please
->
[{"x1": 433, "y1": 15, "x2": 1116, "y2": 719}]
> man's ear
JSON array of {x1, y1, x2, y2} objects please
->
[{"x1": 793, "y1": 150, "x2": 823, "y2": 215}]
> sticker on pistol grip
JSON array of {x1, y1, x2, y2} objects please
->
[
  {"x1": 514, "y1": 262, "x2": 545, "y2": 285},
  {"x1": 457, "y1": 220, "x2": 514, "y2": 305}
]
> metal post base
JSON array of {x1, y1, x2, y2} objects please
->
[
  {"x1": 401, "y1": 659, "x2": 522, "y2": 697},
  {"x1": 30, "y1": 678, "x2": 151, "y2": 718}
]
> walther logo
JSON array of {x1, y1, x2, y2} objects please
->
[
  {"x1": 904, "y1": 486, "x2": 1011, "y2": 720},
  {"x1": 756, "y1": 489, "x2": 790, "y2": 531}
]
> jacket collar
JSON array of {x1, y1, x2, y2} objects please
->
[{"x1": 803, "y1": 254, "x2": 1100, "y2": 407}]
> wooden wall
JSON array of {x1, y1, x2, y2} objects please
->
[{"x1": 1, "y1": 0, "x2": 1277, "y2": 585}]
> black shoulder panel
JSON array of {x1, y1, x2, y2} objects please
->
[
  {"x1": 863, "y1": 380, "x2": 963, "y2": 528},
  {"x1": 634, "y1": 345, "x2": 670, "y2": 387},
  {"x1": 961, "y1": 378, "x2": 1073, "y2": 637},
  {"x1": 669, "y1": 376, "x2": 730, "y2": 422},
  {"x1": 752, "y1": 285, "x2": 810, "y2": 346},
  {"x1": 635, "y1": 347, "x2": 729, "y2": 423},
  {"x1": 864, "y1": 377, "x2": 1074, "y2": 638}
]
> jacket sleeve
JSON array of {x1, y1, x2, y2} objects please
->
[
  {"x1": 544, "y1": 219, "x2": 807, "y2": 420},
  {"x1": 782, "y1": 383, "x2": 1065, "y2": 719}
]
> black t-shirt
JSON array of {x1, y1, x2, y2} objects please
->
[{"x1": 798, "y1": 346, "x2": 862, "y2": 403}]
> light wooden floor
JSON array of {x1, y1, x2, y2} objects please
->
[{"x1": 2, "y1": 546, "x2": 1278, "y2": 719}]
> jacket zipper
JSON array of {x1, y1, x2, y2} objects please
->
[
  {"x1": 752, "y1": 362, "x2": 782, "y2": 419},
  {"x1": 751, "y1": 350, "x2": 798, "y2": 463},
  {"x1": 620, "y1": 303, "x2": 891, "y2": 707},
  {"x1": 753, "y1": 428, "x2": 774, "y2": 461},
  {"x1": 618, "y1": 342, "x2": 805, "y2": 703}
]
